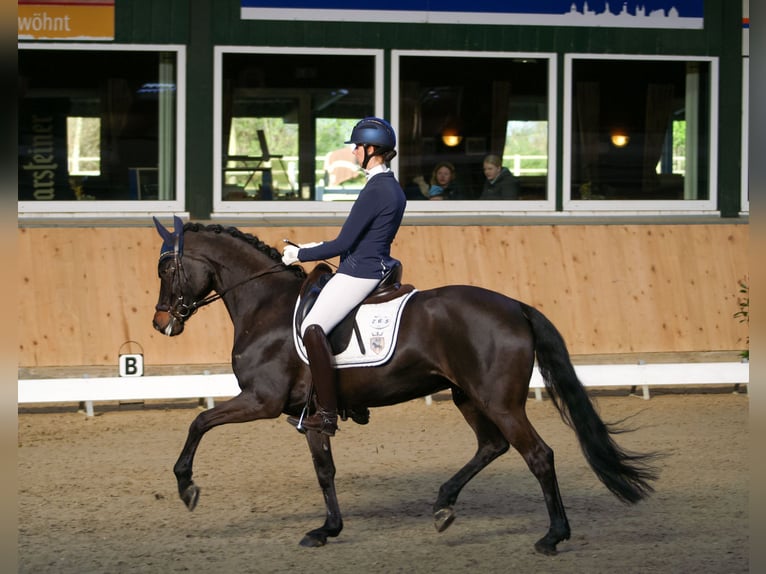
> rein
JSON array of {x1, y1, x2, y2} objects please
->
[
  {"x1": 192, "y1": 263, "x2": 287, "y2": 310},
  {"x1": 157, "y1": 249, "x2": 288, "y2": 321}
]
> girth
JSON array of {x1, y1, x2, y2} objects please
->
[{"x1": 295, "y1": 263, "x2": 414, "y2": 355}]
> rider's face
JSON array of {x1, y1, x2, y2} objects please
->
[{"x1": 351, "y1": 144, "x2": 365, "y2": 165}]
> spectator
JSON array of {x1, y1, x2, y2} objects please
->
[
  {"x1": 479, "y1": 154, "x2": 520, "y2": 200},
  {"x1": 413, "y1": 161, "x2": 466, "y2": 200}
]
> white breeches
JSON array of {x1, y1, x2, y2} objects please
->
[{"x1": 301, "y1": 273, "x2": 379, "y2": 337}]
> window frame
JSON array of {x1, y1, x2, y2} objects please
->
[
  {"x1": 211, "y1": 46, "x2": 385, "y2": 217},
  {"x1": 741, "y1": 56, "x2": 749, "y2": 214},
  {"x1": 391, "y1": 49, "x2": 558, "y2": 215},
  {"x1": 17, "y1": 42, "x2": 187, "y2": 219},
  {"x1": 562, "y1": 53, "x2": 719, "y2": 214}
]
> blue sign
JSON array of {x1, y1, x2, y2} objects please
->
[{"x1": 241, "y1": 1, "x2": 704, "y2": 29}]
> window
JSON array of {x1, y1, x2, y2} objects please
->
[
  {"x1": 214, "y1": 47, "x2": 383, "y2": 214},
  {"x1": 564, "y1": 55, "x2": 718, "y2": 211},
  {"x1": 392, "y1": 51, "x2": 556, "y2": 210},
  {"x1": 18, "y1": 44, "x2": 185, "y2": 216},
  {"x1": 67, "y1": 117, "x2": 101, "y2": 177}
]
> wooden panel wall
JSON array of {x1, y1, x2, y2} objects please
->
[{"x1": 18, "y1": 223, "x2": 748, "y2": 367}]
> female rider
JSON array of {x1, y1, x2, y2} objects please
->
[{"x1": 282, "y1": 117, "x2": 407, "y2": 436}]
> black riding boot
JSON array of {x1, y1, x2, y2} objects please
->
[{"x1": 288, "y1": 324, "x2": 338, "y2": 436}]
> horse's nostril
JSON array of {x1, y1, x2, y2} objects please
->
[{"x1": 153, "y1": 311, "x2": 170, "y2": 334}]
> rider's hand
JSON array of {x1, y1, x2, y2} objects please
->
[
  {"x1": 299, "y1": 242, "x2": 323, "y2": 249},
  {"x1": 282, "y1": 245, "x2": 300, "y2": 266}
]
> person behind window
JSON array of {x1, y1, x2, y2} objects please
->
[
  {"x1": 413, "y1": 161, "x2": 465, "y2": 200},
  {"x1": 479, "y1": 154, "x2": 520, "y2": 200},
  {"x1": 281, "y1": 117, "x2": 406, "y2": 436}
]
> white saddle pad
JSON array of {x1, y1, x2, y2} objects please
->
[{"x1": 293, "y1": 289, "x2": 417, "y2": 368}]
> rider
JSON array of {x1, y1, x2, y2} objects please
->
[{"x1": 282, "y1": 117, "x2": 407, "y2": 436}]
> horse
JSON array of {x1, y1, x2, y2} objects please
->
[{"x1": 151, "y1": 216, "x2": 658, "y2": 555}]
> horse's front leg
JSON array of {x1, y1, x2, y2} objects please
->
[
  {"x1": 173, "y1": 392, "x2": 273, "y2": 511},
  {"x1": 299, "y1": 431, "x2": 343, "y2": 547}
]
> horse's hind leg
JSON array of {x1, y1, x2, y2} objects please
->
[
  {"x1": 299, "y1": 430, "x2": 343, "y2": 547},
  {"x1": 173, "y1": 392, "x2": 272, "y2": 511},
  {"x1": 502, "y1": 411, "x2": 571, "y2": 555},
  {"x1": 433, "y1": 388, "x2": 510, "y2": 532}
]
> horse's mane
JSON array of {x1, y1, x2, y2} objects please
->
[{"x1": 183, "y1": 222, "x2": 307, "y2": 279}]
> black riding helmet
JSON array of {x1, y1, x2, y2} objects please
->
[{"x1": 345, "y1": 117, "x2": 398, "y2": 169}]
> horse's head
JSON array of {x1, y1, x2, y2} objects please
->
[{"x1": 151, "y1": 216, "x2": 214, "y2": 336}]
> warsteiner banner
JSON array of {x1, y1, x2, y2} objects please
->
[{"x1": 18, "y1": 99, "x2": 73, "y2": 201}]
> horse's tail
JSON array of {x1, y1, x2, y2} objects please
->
[{"x1": 519, "y1": 301, "x2": 659, "y2": 504}]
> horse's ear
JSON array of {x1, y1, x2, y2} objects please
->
[
  {"x1": 173, "y1": 215, "x2": 184, "y2": 236},
  {"x1": 153, "y1": 216, "x2": 184, "y2": 260},
  {"x1": 153, "y1": 216, "x2": 172, "y2": 241},
  {"x1": 173, "y1": 216, "x2": 185, "y2": 256}
]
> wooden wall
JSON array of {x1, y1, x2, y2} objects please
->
[{"x1": 18, "y1": 223, "x2": 749, "y2": 367}]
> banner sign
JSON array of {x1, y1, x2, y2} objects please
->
[
  {"x1": 241, "y1": 1, "x2": 704, "y2": 29},
  {"x1": 18, "y1": 0, "x2": 115, "y2": 41},
  {"x1": 18, "y1": 99, "x2": 73, "y2": 201}
]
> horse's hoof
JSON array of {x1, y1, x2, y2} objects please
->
[
  {"x1": 534, "y1": 539, "x2": 558, "y2": 555},
  {"x1": 181, "y1": 484, "x2": 200, "y2": 511},
  {"x1": 534, "y1": 530, "x2": 569, "y2": 556},
  {"x1": 433, "y1": 507, "x2": 456, "y2": 533},
  {"x1": 299, "y1": 532, "x2": 327, "y2": 547}
]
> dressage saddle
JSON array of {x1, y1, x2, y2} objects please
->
[{"x1": 295, "y1": 262, "x2": 414, "y2": 356}]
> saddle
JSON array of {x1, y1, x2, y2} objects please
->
[{"x1": 295, "y1": 262, "x2": 415, "y2": 355}]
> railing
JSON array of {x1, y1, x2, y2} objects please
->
[
  {"x1": 69, "y1": 154, "x2": 687, "y2": 184},
  {"x1": 18, "y1": 360, "x2": 748, "y2": 416},
  {"x1": 68, "y1": 156, "x2": 101, "y2": 176},
  {"x1": 503, "y1": 154, "x2": 548, "y2": 176}
]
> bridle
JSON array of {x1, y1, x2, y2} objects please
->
[{"x1": 155, "y1": 241, "x2": 287, "y2": 324}]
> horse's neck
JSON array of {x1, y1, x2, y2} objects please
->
[{"x1": 195, "y1": 236, "x2": 299, "y2": 331}]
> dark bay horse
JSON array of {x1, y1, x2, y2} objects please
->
[{"x1": 151, "y1": 217, "x2": 658, "y2": 555}]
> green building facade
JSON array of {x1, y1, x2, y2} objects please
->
[{"x1": 18, "y1": 0, "x2": 748, "y2": 222}]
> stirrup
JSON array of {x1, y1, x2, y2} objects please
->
[
  {"x1": 286, "y1": 415, "x2": 308, "y2": 434},
  {"x1": 287, "y1": 410, "x2": 338, "y2": 436}
]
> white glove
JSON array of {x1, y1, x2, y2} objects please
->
[
  {"x1": 299, "y1": 241, "x2": 323, "y2": 249},
  {"x1": 282, "y1": 245, "x2": 300, "y2": 265}
]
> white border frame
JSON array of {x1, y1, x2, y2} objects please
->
[
  {"x1": 391, "y1": 49, "x2": 558, "y2": 215},
  {"x1": 17, "y1": 43, "x2": 187, "y2": 219},
  {"x1": 562, "y1": 53, "x2": 719, "y2": 213},
  {"x1": 211, "y1": 46, "x2": 384, "y2": 217}
]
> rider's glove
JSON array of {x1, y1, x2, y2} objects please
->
[
  {"x1": 282, "y1": 245, "x2": 300, "y2": 266},
  {"x1": 299, "y1": 242, "x2": 323, "y2": 249}
]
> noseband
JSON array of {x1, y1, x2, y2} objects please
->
[{"x1": 155, "y1": 249, "x2": 199, "y2": 321}]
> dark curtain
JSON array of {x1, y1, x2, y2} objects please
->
[
  {"x1": 490, "y1": 80, "x2": 510, "y2": 155},
  {"x1": 103, "y1": 78, "x2": 132, "y2": 168},
  {"x1": 642, "y1": 83, "x2": 675, "y2": 192},
  {"x1": 222, "y1": 79, "x2": 233, "y2": 157},
  {"x1": 398, "y1": 80, "x2": 421, "y2": 185},
  {"x1": 574, "y1": 81, "x2": 600, "y2": 190}
]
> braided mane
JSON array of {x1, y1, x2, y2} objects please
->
[{"x1": 183, "y1": 222, "x2": 307, "y2": 279}]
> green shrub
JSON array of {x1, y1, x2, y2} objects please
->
[{"x1": 733, "y1": 279, "x2": 749, "y2": 360}]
